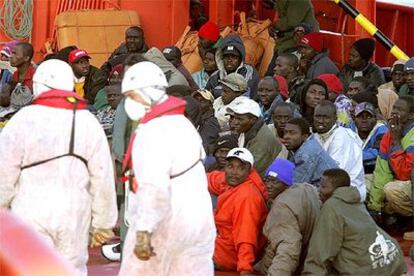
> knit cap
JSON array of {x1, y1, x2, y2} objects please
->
[
  {"x1": 265, "y1": 158, "x2": 295, "y2": 186},
  {"x1": 162, "y1": 46, "x2": 182, "y2": 60},
  {"x1": 198, "y1": 21, "x2": 220, "y2": 42},
  {"x1": 352, "y1": 38, "x2": 375, "y2": 60},
  {"x1": 318, "y1": 74, "x2": 343, "y2": 95},
  {"x1": 214, "y1": 134, "x2": 238, "y2": 153}
]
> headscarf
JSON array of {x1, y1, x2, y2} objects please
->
[
  {"x1": 317, "y1": 74, "x2": 343, "y2": 95},
  {"x1": 377, "y1": 88, "x2": 399, "y2": 119},
  {"x1": 274, "y1": 75, "x2": 289, "y2": 100},
  {"x1": 334, "y1": 94, "x2": 353, "y2": 127}
]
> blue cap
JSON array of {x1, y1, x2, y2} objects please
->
[
  {"x1": 265, "y1": 158, "x2": 295, "y2": 186},
  {"x1": 405, "y1": 57, "x2": 414, "y2": 71}
]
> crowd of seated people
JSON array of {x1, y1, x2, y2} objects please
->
[{"x1": 0, "y1": 6, "x2": 413, "y2": 274}]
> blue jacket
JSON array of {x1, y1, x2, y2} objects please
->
[
  {"x1": 260, "y1": 95, "x2": 284, "y2": 124},
  {"x1": 289, "y1": 135, "x2": 338, "y2": 186},
  {"x1": 358, "y1": 122, "x2": 389, "y2": 174}
]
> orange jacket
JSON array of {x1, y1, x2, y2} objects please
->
[{"x1": 208, "y1": 170, "x2": 268, "y2": 273}]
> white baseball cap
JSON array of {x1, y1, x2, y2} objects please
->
[
  {"x1": 226, "y1": 147, "x2": 254, "y2": 166},
  {"x1": 226, "y1": 97, "x2": 262, "y2": 118}
]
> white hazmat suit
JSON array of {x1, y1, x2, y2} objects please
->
[
  {"x1": 0, "y1": 60, "x2": 118, "y2": 275},
  {"x1": 118, "y1": 62, "x2": 216, "y2": 276}
]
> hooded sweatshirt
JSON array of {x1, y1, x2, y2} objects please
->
[
  {"x1": 205, "y1": 35, "x2": 259, "y2": 100},
  {"x1": 208, "y1": 169, "x2": 268, "y2": 273},
  {"x1": 303, "y1": 186, "x2": 407, "y2": 276},
  {"x1": 144, "y1": 47, "x2": 189, "y2": 87},
  {"x1": 259, "y1": 183, "x2": 321, "y2": 276},
  {"x1": 305, "y1": 50, "x2": 339, "y2": 80}
]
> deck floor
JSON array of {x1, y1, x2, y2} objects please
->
[{"x1": 87, "y1": 238, "x2": 413, "y2": 276}]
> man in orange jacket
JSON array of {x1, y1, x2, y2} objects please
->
[{"x1": 208, "y1": 147, "x2": 268, "y2": 274}]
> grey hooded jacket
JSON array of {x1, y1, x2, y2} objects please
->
[
  {"x1": 144, "y1": 47, "x2": 189, "y2": 87},
  {"x1": 305, "y1": 50, "x2": 339, "y2": 80}
]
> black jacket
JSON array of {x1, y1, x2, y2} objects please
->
[{"x1": 84, "y1": 66, "x2": 107, "y2": 104}]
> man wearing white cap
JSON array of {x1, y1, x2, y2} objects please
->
[
  {"x1": 0, "y1": 59, "x2": 117, "y2": 275},
  {"x1": 227, "y1": 97, "x2": 282, "y2": 175},
  {"x1": 208, "y1": 147, "x2": 268, "y2": 275},
  {"x1": 118, "y1": 61, "x2": 215, "y2": 275}
]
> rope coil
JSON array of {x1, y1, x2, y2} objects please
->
[{"x1": 0, "y1": 0, "x2": 33, "y2": 40}]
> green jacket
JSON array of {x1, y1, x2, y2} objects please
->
[
  {"x1": 368, "y1": 124, "x2": 414, "y2": 211},
  {"x1": 93, "y1": 88, "x2": 108, "y2": 111},
  {"x1": 273, "y1": 0, "x2": 319, "y2": 54},
  {"x1": 398, "y1": 83, "x2": 414, "y2": 97},
  {"x1": 303, "y1": 186, "x2": 407, "y2": 276},
  {"x1": 244, "y1": 119, "x2": 282, "y2": 176}
]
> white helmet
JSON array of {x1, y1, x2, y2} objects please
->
[
  {"x1": 33, "y1": 59, "x2": 74, "y2": 97},
  {"x1": 122, "y1": 61, "x2": 168, "y2": 93}
]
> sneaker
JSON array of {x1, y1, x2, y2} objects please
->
[{"x1": 101, "y1": 243, "x2": 121, "y2": 262}]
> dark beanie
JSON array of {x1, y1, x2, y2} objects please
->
[
  {"x1": 352, "y1": 92, "x2": 378, "y2": 108},
  {"x1": 214, "y1": 135, "x2": 238, "y2": 153},
  {"x1": 352, "y1": 38, "x2": 375, "y2": 60},
  {"x1": 162, "y1": 46, "x2": 182, "y2": 61}
]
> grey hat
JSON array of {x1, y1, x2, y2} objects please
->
[{"x1": 219, "y1": 73, "x2": 247, "y2": 92}]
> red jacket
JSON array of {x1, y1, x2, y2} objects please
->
[
  {"x1": 12, "y1": 64, "x2": 35, "y2": 91},
  {"x1": 378, "y1": 123, "x2": 414, "y2": 180},
  {"x1": 208, "y1": 170, "x2": 268, "y2": 273}
]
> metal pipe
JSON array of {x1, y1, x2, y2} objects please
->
[{"x1": 331, "y1": 0, "x2": 409, "y2": 61}]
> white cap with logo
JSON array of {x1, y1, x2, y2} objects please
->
[{"x1": 226, "y1": 147, "x2": 254, "y2": 166}]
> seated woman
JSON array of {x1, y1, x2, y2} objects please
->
[{"x1": 298, "y1": 79, "x2": 328, "y2": 126}]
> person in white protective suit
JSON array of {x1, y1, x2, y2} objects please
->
[
  {"x1": 118, "y1": 61, "x2": 216, "y2": 276},
  {"x1": 0, "y1": 59, "x2": 118, "y2": 275}
]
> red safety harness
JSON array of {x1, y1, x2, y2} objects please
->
[{"x1": 121, "y1": 96, "x2": 202, "y2": 193}]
